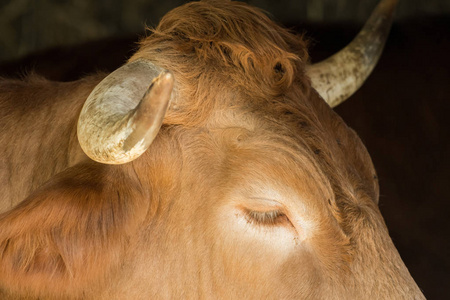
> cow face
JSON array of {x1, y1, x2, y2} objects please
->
[
  {"x1": 0, "y1": 0, "x2": 424, "y2": 299},
  {"x1": 121, "y1": 79, "x2": 419, "y2": 299}
]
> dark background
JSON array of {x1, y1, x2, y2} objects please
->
[
  {"x1": 0, "y1": 0, "x2": 449, "y2": 62},
  {"x1": 0, "y1": 0, "x2": 449, "y2": 299}
]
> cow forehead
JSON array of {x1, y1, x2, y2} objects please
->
[
  {"x1": 179, "y1": 110, "x2": 335, "y2": 202},
  {"x1": 133, "y1": 0, "x2": 310, "y2": 110},
  {"x1": 167, "y1": 96, "x2": 379, "y2": 233}
]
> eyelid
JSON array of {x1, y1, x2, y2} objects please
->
[
  {"x1": 242, "y1": 197, "x2": 291, "y2": 226},
  {"x1": 244, "y1": 197, "x2": 284, "y2": 212},
  {"x1": 245, "y1": 209, "x2": 287, "y2": 226}
]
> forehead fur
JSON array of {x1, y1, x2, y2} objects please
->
[{"x1": 133, "y1": 0, "x2": 310, "y2": 121}]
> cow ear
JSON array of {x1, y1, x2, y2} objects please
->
[{"x1": 0, "y1": 162, "x2": 148, "y2": 299}]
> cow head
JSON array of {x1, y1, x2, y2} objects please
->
[{"x1": 0, "y1": 0, "x2": 425, "y2": 299}]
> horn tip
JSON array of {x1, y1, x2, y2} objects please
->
[{"x1": 160, "y1": 70, "x2": 174, "y2": 82}]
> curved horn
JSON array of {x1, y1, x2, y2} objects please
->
[
  {"x1": 77, "y1": 59, "x2": 174, "y2": 164},
  {"x1": 307, "y1": 0, "x2": 399, "y2": 107}
]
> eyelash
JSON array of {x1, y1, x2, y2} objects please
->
[{"x1": 245, "y1": 209, "x2": 288, "y2": 226}]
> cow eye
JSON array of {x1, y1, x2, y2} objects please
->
[{"x1": 245, "y1": 209, "x2": 289, "y2": 226}]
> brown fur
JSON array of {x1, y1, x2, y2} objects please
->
[{"x1": 0, "y1": 1, "x2": 423, "y2": 299}]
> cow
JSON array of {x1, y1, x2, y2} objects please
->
[{"x1": 0, "y1": 0, "x2": 425, "y2": 299}]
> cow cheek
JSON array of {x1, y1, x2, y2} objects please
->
[{"x1": 209, "y1": 208, "x2": 320, "y2": 297}]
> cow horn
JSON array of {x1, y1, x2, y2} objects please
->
[
  {"x1": 307, "y1": 0, "x2": 398, "y2": 107},
  {"x1": 77, "y1": 59, "x2": 174, "y2": 164}
]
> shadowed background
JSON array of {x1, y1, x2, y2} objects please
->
[
  {"x1": 0, "y1": 0, "x2": 449, "y2": 299},
  {"x1": 0, "y1": 0, "x2": 449, "y2": 62}
]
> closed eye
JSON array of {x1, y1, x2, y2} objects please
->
[{"x1": 245, "y1": 209, "x2": 290, "y2": 226}]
